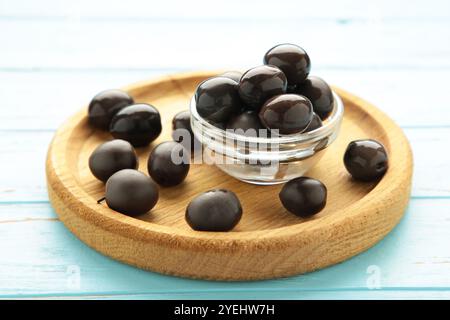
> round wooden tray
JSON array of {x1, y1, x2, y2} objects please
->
[{"x1": 46, "y1": 71, "x2": 413, "y2": 281}]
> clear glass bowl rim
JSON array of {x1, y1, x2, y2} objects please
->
[{"x1": 190, "y1": 91, "x2": 344, "y2": 144}]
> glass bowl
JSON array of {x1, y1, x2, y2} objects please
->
[{"x1": 189, "y1": 92, "x2": 344, "y2": 185}]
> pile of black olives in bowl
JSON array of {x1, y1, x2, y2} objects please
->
[
  {"x1": 86, "y1": 43, "x2": 389, "y2": 232},
  {"x1": 195, "y1": 43, "x2": 334, "y2": 136}
]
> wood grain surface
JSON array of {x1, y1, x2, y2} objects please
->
[{"x1": 45, "y1": 71, "x2": 413, "y2": 280}]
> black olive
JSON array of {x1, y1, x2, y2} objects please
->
[
  {"x1": 89, "y1": 139, "x2": 138, "y2": 183},
  {"x1": 172, "y1": 110, "x2": 193, "y2": 137},
  {"x1": 226, "y1": 110, "x2": 265, "y2": 136},
  {"x1": 295, "y1": 76, "x2": 334, "y2": 120},
  {"x1": 303, "y1": 113, "x2": 323, "y2": 133},
  {"x1": 171, "y1": 110, "x2": 201, "y2": 152},
  {"x1": 148, "y1": 141, "x2": 190, "y2": 187},
  {"x1": 279, "y1": 177, "x2": 327, "y2": 217},
  {"x1": 88, "y1": 89, "x2": 134, "y2": 130},
  {"x1": 238, "y1": 65, "x2": 287, "y2": 111},
  {"x1": 343, "y1": 139, "x2": 388, "y2": 181},
  {"x1": 263, "y1": 43, "x2": 311, "y2": 86},
  {"x1": 195, "y1": 77, "x2": 241, "y2": 123},
  {"x1": 259, "y1": 94, "x2": 313, "y2": 135},
  {"x1": 109, "y1": 103, "x2": 162, "y2": 147},
  {"x1": 104, "y1": 169, "x2": 159, "y2": 216},
  {"x1": 220, "y1": 71, "x2": 243, "y2": 83},
  {"x1": 185, "y1": 189, "x2": 242, "y2": 231}
]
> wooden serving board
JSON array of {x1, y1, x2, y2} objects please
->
[{"x1": 46, "y1": 71, "x2": 413, "y2": 281}]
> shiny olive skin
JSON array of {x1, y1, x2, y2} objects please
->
[
  {"x1": 226, "y1": 110, "x2": 265, "y2": 136},
  {"x1": 172, "y1": 110, "x2": 193, "y2": 136},
  {"x1": 195, "y1": 77, "x2": 241, "y2": 123},
  {"x1": 148, "y1": 141, "x2": 190, "y2": 187},
  {"x1": 88, "y1": 89, "x2": 134, "y2": 130},
  {"x1": 303, "y1": 113, "x2": 323, "y2": 133},
  {"x1": 295, "y1": 76, "x2": 334, "y2": 120},
  {"x1": 263, "y1": 44, "x2": 311, "y2": 86},
  {"x1": 110, "y1": 104, "x2": 162, "y2": 147},
  {"x1": 238, "y1": 65, "x2": 287, "y2": 110},
  {"x1": 171, "y1": 110, "x2": 200, "y2": 151},
  {"x1": 172, "y1": 110, "x2": 202, "y2": 152},
  {"x1": 185, "y1": 189, "x2": 242, "y2": 231},
  {"x1": 220, "y1": 71, "x2": 243, "y2": 83},
  {"x1": 344, "y1": 139, "x2": 388, "y2": 181},
  {"x1": 259, "y1": 94, "x2": 313, "y2": 135},
  {"x1": 105, "y1": 169, "x2": 159, "y2": 216},
  {"x1": 89, "y1": 139, "x2": 138, "y2": 183},
  {"x1": 209, "y1": 121, "x2": 226, "y2": 130},
  {"x1": 279, "y1": 177, "x2": 327, "y2": 217}
]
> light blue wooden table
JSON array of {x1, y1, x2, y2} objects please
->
[{"x1": 1, "y1": 0, "x2": 450, "y2": 299}]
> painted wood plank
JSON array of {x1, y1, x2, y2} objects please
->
[
  {"x1": 0, "y1": 70, "x2": 161, "y2": 131},
  {"x1": 0, "y1": 127, "x2": 448, "y2": 203},
  {"x1": 1, "y1": 69, "x2": 450, "y2": 131},
  {"x1": 106, "y1": 290, "x2": 450, "y2": 300},
  {"x1": 1, "y1": 0, "x2": 449, "y2": 20},
  {"x1": 55, "y1": 290, "x2": 450, "y2": 300},
  {"x1": 1, "y1": 19, "x2": 449, "y2": 70},
  {"x1": 0, "y1": 203, "x2": 56, "y2": 221},
  {"x1": 0, "y1": 198, "x2": 449, "y2": 297}
]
